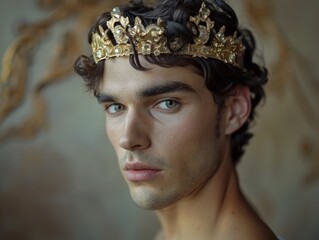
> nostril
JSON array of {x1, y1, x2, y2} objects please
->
[
  {"x1": 119, "y1": 134, "x2": 150, "y2": 151},
  {"x1": 119, "y1": 136, "x2": 133, "y2": 150}
]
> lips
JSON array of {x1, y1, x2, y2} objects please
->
[{"x1": 124, "y1": 162, "x2": 162, "y2": 182}]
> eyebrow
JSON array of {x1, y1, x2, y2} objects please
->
[
  {"x1": 139, "y1": 81, "x2": 195, "y2": 98},
  {"x1": 95, "y1": 92, "x2": 117, "y2": 104},
  {"x1": 95, "y1": 81, "x2": 195, "y2": 104}
]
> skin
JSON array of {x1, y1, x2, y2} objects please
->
[{"x1": 96, "y1": 57, "x2": 277, "y2": 240}]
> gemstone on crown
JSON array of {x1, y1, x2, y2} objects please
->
[{"x1": 111, "y1": 7, "x2": 121, "y2": 18}]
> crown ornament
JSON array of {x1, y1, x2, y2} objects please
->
[{"x1": 91, "y1": 2, "x2": 245, "y2": 68}]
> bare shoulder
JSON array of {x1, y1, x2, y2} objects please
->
[
  {"x1": 212, "y1": 191, "x2": 276, "y2": 240},
  {"x1": 239, "y1": 220, "x2": 278, "y2": 240},
  {"x1": 223, "y1": 201, "x2": 278, "y2": 240},
  {"x1": 220, "y1": 217, "x2": 277, "y2": 240}
]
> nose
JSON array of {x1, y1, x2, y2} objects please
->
[{"x1": 118, "y1": 109, "x2": 151, "y2": 151}]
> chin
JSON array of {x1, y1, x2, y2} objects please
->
[
  {"x1": 131, "y1": 196, "x2": 168, "y2": 210},
  {"x1": 130, "y1": 189, "x2": 182, "y2": 210}
]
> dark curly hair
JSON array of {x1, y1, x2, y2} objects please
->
[{"x1": 74, "y1": 0, "x2": 268, "y2": 164}]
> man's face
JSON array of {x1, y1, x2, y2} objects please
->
[{"x1": 97, "y1": 57, "x2": 228, "y2": 210}]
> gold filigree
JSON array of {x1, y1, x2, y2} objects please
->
[{"x1": 91, "y1": 2, "x2": 245, "y2": 68}]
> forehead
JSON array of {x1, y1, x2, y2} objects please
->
[{"x1": 100, "y1": 57, "x2": 205, "y2": 93}]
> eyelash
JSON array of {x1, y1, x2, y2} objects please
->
[
  {"x1": 104, "y1": 103, "x2": 125, "y2": 114},
  {"x1": 156, "y1": 99, "x2": 180, "y2": 110}
]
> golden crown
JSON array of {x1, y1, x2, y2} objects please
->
[{"x1": 91, "y1": 2, "x2": 245, "y2": 68}]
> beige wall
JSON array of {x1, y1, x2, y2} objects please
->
[{"x1": 0, "y1": 0, "x2": 318, "y2": 239}]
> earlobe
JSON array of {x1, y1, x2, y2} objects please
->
[{"x1": 225, "y1": 87, "x2": 251, "y2": 135}]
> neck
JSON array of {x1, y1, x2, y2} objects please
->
[
  {"x1": 154, "y1": 149, "x2": 278, "y2": 240},
  {"x1": 155, "y1": 149, "x2": 242, "y2": 240}
]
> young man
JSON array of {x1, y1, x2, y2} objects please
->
[{"x1": 75, "y1": 0, "x2": 278, "y2": 239}]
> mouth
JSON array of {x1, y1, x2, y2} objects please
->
[{"x1": 123, "y1": 162, "x2": 162, "y2": 182}]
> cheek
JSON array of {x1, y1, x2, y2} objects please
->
[
  {"x1": 157, "y1": 112, "x2": 217, "y2": 163},
  {"x1": 105, "y1": 121, "x2": 121, "y2": 150},
  {"x1": 165, "y1": 110, "x2": 216, "y2": 146},
  {"x1": 105, "y1": 121, "x2": 113, "y2": 141}
]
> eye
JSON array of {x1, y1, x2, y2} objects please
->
[
  {"x1": 156, "y1": 100, "x2": 179, "y2": 110},
  {"x1": 105, "y1": 103, "x2": 125, "y2": 114}
]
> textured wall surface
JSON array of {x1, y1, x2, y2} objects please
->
[{"x1": 0, "y1": 0, "x2": 318, "y2": 240}]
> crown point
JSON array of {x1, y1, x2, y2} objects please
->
[
  {"x1": 198, "y1": 2, "x2": 210, "y2": 19},
  {"x1": 111, "y1": 7, "x2": 122, "y2": 18},
  {"x1": 98, "y1": 25, "x2": 105, "y2": 36}
]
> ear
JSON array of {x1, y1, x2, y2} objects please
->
[{"x1": 224, "y1": 87, "x2": 251, "y2": 135}]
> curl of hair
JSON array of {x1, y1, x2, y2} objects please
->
[{"x1": 74, "y1": 0, "x2": 268, "y2": 164}]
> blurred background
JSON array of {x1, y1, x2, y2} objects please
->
[{"x1": 0, "y1": 0, "x2": 318, "y2": 239}]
